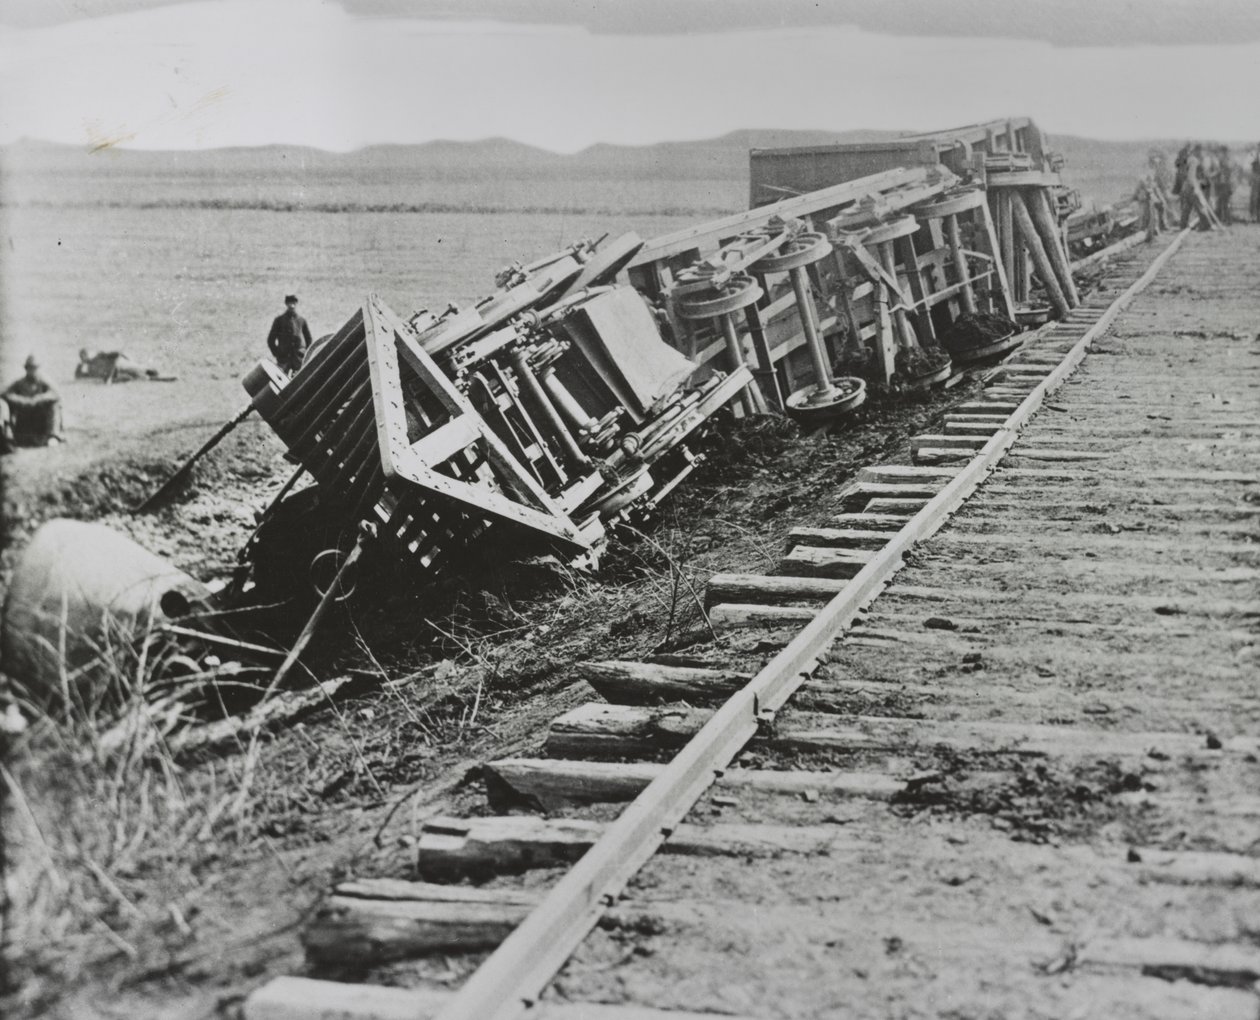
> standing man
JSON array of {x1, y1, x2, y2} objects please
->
[
  {"x1": 1179, "y1": 146, "x2": 1201, "y2": 229},
  {"x1": 1250, "y1": 145, "x2": 1260, "y2": 224},
  {"x1": 1172, "y1": 143, "x2": 1191, "y2": 222},
  {"x1": 267, "y1": 294, "x2": 313, "y2": 376},
  {"x1": 1197, "y1": 144, "x2": 1218, "y2": 221},
  {"x1": 1148, "y1": 150, "x2": 1172, "y2": 231},
  {"x1": 1215, "y1": 146, "x2": 1235, "y2": 225},
  {"x1": 1134, "y1": 174, "x2": 1163, "y2": 239},
  {"x1": 1, "y1": 355, "x2": 62, "y2": 451},
  {"x1": 1179, "y1": 145, "x2": 1213, "y2": 231}
]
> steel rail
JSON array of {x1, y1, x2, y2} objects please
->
[{"x1": 422, "y1": 229, "x2": 1193, "y2": 1020}]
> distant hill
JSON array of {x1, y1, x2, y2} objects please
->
[
  {"x1": 2, "y1": 129, "x2": 1247, "y2": 207},
  {"x1": 0, "y1": 129, "x2": 899, "y2": 181}
]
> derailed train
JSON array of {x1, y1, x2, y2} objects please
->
[
  {"x1": 3, "y1": 116, "x2": 1091, "y2": 698},
  {"x1": 234, "y1": 233, "x2": 755, "y2": 599},
  {"x1": 1, "y1": 239, "x2": 758, "y2": 700}
]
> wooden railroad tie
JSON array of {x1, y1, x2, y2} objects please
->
[
  {"x1": 944, "y1": 422, "x2": 1006, "y2": 436},
  {"x1": 832, "y1": 512, "x2": 915, "y2": 530},
  {"x1": 943, "y1": 413, "x2": 1011, "y2": 423},
  {"x1": 785, "y1": 526, "x2": 897, "y2": 550},
  {"x1": 246, "y1": 976, "x2": 762, "y2": 1020},
  {"x1": 574, "y1": 659, "x2": 970, "y2": 712},
  {"x1": 543, "y1": 702, "x2": 1260, "y2": 762},
  {"x1": 911, "y1": 447, "x2": 977, "y2": 466},
  {"x1": 704, "y1": 573, "x2": 847, "y2": 607},
  {"x1": 863, "y1": 497, "x2": 930, "y2": 514},
  {"x1": 291, "y1": 895, "x2": 1260, "y2": 998},
  {"x1": 708, "y1": 603, "x2": 817, "y2": 631},
  {"x1": 838, "y1": 481, "x2": 948, "y2": 503},
  {"x1": 576, "y1": 659, "x2": 751, "y2": 704},
  {"x1": 953, "y1": 400, "x2": 1022, "y2": 414},
  {"x1": 883, "y1": 582, "x2": 1260, "y2": 621},
  {"x1": 480, "y1": 757, "x2": 904, "y2": 810},
  {"x1": 415, "y1": 815, "x2": 871, "y2": 880},
  {"x1": 779, "y1": 545, "x2": 876, "y2": 579}
]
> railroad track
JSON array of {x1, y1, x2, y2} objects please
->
[{"x1": 246, "y1": 226, "x2": 1260, "y2": 1019}]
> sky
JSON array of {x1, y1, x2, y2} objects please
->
[{"x1": 1, "y1": 0, "x2": 1258, "y2": 153}]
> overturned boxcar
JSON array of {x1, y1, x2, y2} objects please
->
[{"x1": 235, "y1": 239, "x2": 752, "y2": 597}]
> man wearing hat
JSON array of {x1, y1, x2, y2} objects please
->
[
  {"x1": 1, "y1": 355, "x2": 62, "y2": 452},
  {"x1": 266, "y1": 294, "x2": 313, "y2": 376}
]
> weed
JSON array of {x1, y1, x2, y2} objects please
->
[
  {"x1": 0, "y1": 604, "x2": 367, "y2": 1012},
  {"x1": 617, "y1": 520, "x2": 715, "y2": 647}
]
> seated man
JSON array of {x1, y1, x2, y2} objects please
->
[
  {"x1": 2, "y1": 356, "x2": 62, "y2": 451},
  {"x1": 76, "y1": 348, "x2": 173, "y2": 382}
]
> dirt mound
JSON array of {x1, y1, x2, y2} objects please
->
[
  {"x1": 940, "y1": 312, "x2": 1018, "y2": 352},
  {"x1": 1, "y1": 426, "x2": 286, "y2": 594},
  {"x1": 893, "y1": 344, "x2": 950, "y2": 381}
]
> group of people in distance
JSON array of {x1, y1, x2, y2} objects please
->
[
  {"x1": 1, "y1": 348, "x2": 174, "y2": 452},
  {"x1": 1172, "y1": 142, "x2": 1259, "y2": 229},
  {"x1": 2, "y1": 295, "x2": 313, "y2": 452}
]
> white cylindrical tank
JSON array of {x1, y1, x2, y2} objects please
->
[{"x1": 1, "y1": 519, "x2": 210, "y2": 708}]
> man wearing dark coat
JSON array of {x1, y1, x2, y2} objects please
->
[
  {"x1": 267, "y1": 294, "x2": 313, "y2": 376},
  {"x1": 1251, "y1": 145, "x2": 1260, "y2": 223},
  {"x1": 1, "y1": 355, "x2": 62, "y2": 451}
]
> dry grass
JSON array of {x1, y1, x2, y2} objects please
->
[
  {"x1": 0, "y1": 609, "x2": 307, "y2": 1012},
  {"x1": 0, "y1": 534, "x2": 646, "y2": 1010}
]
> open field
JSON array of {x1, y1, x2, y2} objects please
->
[
  {"x1": 2, "y1": 204, "x2": 707, "y2": 438},
  {"x1": 1, "y1": 144, "x2": 738, "y2": 448},
  {"x1": 0, "y1": 141, "x2": 744, "y2": 569}
]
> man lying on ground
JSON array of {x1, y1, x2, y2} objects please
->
[{"x1": 75, "y1": 348, "x2": 175, "y2": 383}]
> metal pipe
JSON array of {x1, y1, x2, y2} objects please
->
[
  {"x1": 509, "y1": 349, "x2": 590, "y2": 467},
  {"x1": 288, "y1": 361, "x2": 370, "y2": 454},
  {"x1": 318, "y1": 382, "x2": 375, "y2": 469},
  {"x1": 718, "y1": 315, "x2": 766, "y2": 414},
  {"x1": 1017, "y1": 219, "x2": 1032, "y2": 303},
  {"x1": 538, "y1": 367, "x2": 598, "y2": 432},
  {"x1": 272, "y1": 331, "x2": 361, "y2": 424},
  {"x1": 349, "y1": 461, "x2": 385, "y2": 525},
  {"x1": 787, "y1": 265, "x2": 834, "y2": 391}
]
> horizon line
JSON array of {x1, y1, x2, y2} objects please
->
[{"x1": 3, "y1": 128, "x2": 1248, "y2": 160}]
